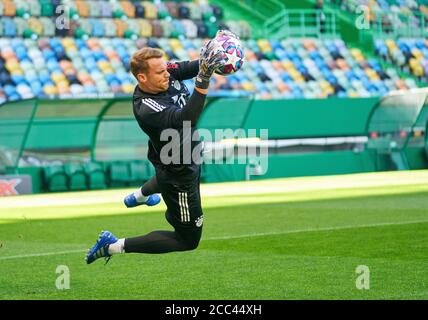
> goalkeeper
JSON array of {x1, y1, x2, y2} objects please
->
[{"x1": 85, "y1": 31, "x2": 234, "y2": 264}]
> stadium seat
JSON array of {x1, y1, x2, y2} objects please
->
[
  {"x1": 109, "y1": 161, "x2": 131, "y2": 187},
  {"x1": 64, "y1": 162, "x2": 87, "y2": 191},
  {"x1": 88, "y1": 0, "x2": 101, "y2": 17},
  {"x1": 83, "y1": 162, "x2": 107, "y2": 190},
  {"x1": 129, "y1": 160, "x2": 149, "y2": 185},
  {"x1": 40, "y1": 1, "x2": 53, "y2": 17},
  {"x1": 142, "y1": 1, "x2": 157, "y2": 19},
  {"x1": 43, "y1": 164, "x2": 68, "y2": 192}
]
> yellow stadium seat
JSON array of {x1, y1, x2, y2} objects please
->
[
  {"x1": 169, "y1": 39, "x2": 183, "y2": 51},
  {"x1": 139, "y1": 20, "x2": 152, "y2": 37},
  {"x1": 44, "y1": 85, "x2": 57, "y2": 95},
  {"x1": 142, "y1": 1, "x2": 157, "y2": 20},
  {"x1": 122, "y1": 84, "x2": 135, "y2": 94},
  {"x1": 241, "y1": 82, "x2": 257, "y2": 91},
  {"x1": 51, "y1": 72, "x2": 66, "y2": 83},
  {"x1": 28, "y1": 17, "x2": 43, "y2": 35},
  {"x1": 282, "y1": 60, "x2": 294, "y2": 70}
]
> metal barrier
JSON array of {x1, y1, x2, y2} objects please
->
[{"x1": 264, "y1": 9, "x2": 339, "y2": 39}]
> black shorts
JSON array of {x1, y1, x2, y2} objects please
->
[{"x1": 156, "y1": 166, "x2": 204, "y2": 234}]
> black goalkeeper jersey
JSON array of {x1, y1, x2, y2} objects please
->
[{"x1": 133, "y1": 60, "x2": 205, "y2": 180}]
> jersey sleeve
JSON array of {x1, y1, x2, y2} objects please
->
[
  {"x1": 137, "y1": 98, "x2": 183, "y2": 130},
  {"x1": 136, "y1": 89, "x2": 207, "y2": 130},
  {"x1": 167, "y1": 60, "x2": 199, "y2": 81}
]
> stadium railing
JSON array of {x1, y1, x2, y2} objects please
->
[{"x1": 263, "y1": 9, "x2": 339, "y2": 39}]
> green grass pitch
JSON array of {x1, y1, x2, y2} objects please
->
[{"x1": 0, "y1": 170, "x2": 427, "y2": 300}]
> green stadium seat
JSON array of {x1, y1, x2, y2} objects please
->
[
  {"x1": 83, "y1": 162, "x2": 107, "y2": 190},
  {"x1": 40, "y1": 2, "x2": 53, "y2": 17},
  {"x1": 129, "y1": 160, "x2": 147, "y2": 184},
  {"x1": 113, "y1": 8, "x2": 125, "y2": 19},
  {"x1": 43, "y1": 164, "x2": 68, "y2": 192},
  {"x1": 205, "y1": 22, "x2": 218, "y2": 38},
  {"x1": 64, "y1": 162, "x2": 87, "y2": 191},
  {"x1": 109, "y1": 161, "x2": 131, "y2": 187}
]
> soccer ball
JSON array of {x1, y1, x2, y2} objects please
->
[{"x1": 212, "y1": 34, "x2": 244, "y2": 76}]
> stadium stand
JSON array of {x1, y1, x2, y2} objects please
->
[
  {"x1": 0, "y1": 0, "x2": 423, "y2": 104},
  {"x1": 375, "y1": 38, "x2": 428, "y2": 83},
  {"x1": 0, "y1": 34, "x2": 420, "y2": 101}
]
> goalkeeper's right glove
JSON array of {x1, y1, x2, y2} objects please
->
[{"x1": 195, "y1": 40, "x2": 226, "y2": 90}]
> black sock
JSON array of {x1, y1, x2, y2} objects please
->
[
  {"x1": 124, "y1": 229, "x2": 201, "y2": 254},
  {"x1": 141, "y1": 176, "x2": 160, "y2": 196}
]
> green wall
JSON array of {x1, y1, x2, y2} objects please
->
[
  {"x1": 26, "y1": 118, "x2": 96, "y2": 149},
  {"x1": 202, "y1": 150, "x2": 376, "y2": 183},
  {"x1": 244, "y1": 98, "x2": 377, "y2": 138},
  {"x1": 199, "y1": 97, "x2": 378, "y2": 138},
  {"x1": 23, "y1": 94, "x2": 379, "y2": 150},
  {"x1": 404, "y1": 147, "x2": 428, "y2": 170}
]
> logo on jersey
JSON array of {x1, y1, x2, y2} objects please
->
[
  {"x1": 173, "y1": 81, "x2": 181, "y2": 91},
  {"x1": 172, "y1": 94, "x2": 187, "y2": 109},
  {"x1": 142, "y1": 98, "x2": 166, "y2": 112},
  {"x1": 167, "y1": 62, "x2": 179, "y2": 70},
  {"x1": 195, "y1": 215, "x2": 203, "y2": 227}
]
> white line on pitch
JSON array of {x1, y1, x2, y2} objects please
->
[
  {"x1": 1, "y1": 219, "x2": 427, "y2": 261},
  {"x1": 0, "y1": 249, "x2": 85, "y2": 261},
  {"x1": 205, "y1": 219, "x2": 428, "y2": 241}
]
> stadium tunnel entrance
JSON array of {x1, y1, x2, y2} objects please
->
[{"x1": 367, "y1": 88, "x2": 428, "y2": 171}]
